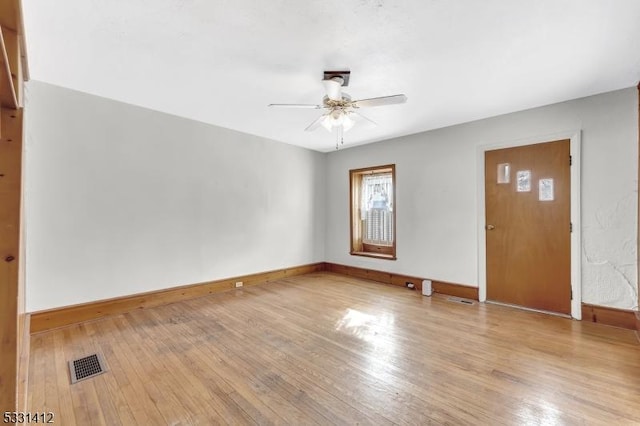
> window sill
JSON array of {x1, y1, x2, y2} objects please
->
[{"x1": 350, "y1": 251, "x2": 397, "y2": 260}]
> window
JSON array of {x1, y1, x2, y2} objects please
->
[{"x1": 350, "y1": 164, "x2": 396, "y2": 259}]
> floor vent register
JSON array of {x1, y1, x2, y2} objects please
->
[{"x1": 69, "y1": 353, "x2": 108, "y2": 384}]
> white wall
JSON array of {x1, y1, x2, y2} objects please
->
[
  {"x1": 325, "y1": 88, "x2": 638, "y2": 310},
  {"x1": 24, "y1": 81, "x2": 326, "y2": 312},
  {"x1": 24, "y1": 82, "x2": 638, "y2": 311}
]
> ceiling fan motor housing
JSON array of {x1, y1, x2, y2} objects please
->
[{"x1": 323, "y1": 70, "x2": 350, "y2": 86}]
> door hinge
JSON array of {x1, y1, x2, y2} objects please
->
[
  {"x1": 569, "y1": 155, "x2": 572, "y2": 166},
  {"x1": 570, "y1": 222, "x2": 573, "y2": 233},
  {"x1": 570, "y1": 287, "x2": 573, "y2": 300}
]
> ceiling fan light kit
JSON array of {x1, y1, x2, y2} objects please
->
[{"x1": 268, "y1": 70, "x2": 407, "y2": 149}]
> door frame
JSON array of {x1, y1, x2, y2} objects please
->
[{"x1": 476, "y1": 131, "x2": 582, "y2": 319}]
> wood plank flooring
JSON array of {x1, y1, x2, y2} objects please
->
[{"x1": 28, "y1": 272, "x2": 640, "y2": 425}]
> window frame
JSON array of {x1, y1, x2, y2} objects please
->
[{"x1": 349, "y1": 164, "x2": 397, "y2": 260}]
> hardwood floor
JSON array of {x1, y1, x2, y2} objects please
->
[{"x1": 28, "y1": 272, "x2": 640, "y2": 425}]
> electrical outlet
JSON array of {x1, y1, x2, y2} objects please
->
[{"x1": 235, "y1": 281, "x2": 243, "y2": 288}]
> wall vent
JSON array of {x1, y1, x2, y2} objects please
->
[
  {"x1": 447, "y1": 296, "x2": 475, "y2": 305},
  {"x1": 69, "y1": 353, "x2": 108, "y2": 384}
]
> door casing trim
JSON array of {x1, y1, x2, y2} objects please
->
[{"x1": 476, "y1": 131, "x2": 582, "y2": 320}]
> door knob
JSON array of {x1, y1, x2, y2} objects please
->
[{"x1": 486, "y1": 224, "x2": 495, "y2": 230}]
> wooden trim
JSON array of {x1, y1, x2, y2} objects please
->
[
  {"x1": 349, "y1": 165, "x2": 356, "y2": 251},
  {"x1": 30, "y1": 263, "x2": 326, "y2": 334},
  {"x1": 0, "y1": 108, "x2": 22, "y2": 412},
  {"x1": 0, "y1": 28, "x2": 17, "y2": 109},
  {"x1": 635, "y1": 311, "x2": 640, "y2": 333},
  {"x1": 16, "y1": 313, "x2": 28, "y2": 411},
  {"x1": 349, "y1": 251, "x2": 397, "y2": 261},
  {"x1": 432, "y1": 280, "x2": 479, "y2": 300},
  {"x1": 581, "y1": 303, "x2": 637, "y2": 330},
  {"x1": 0, "y1": 1, "x2": 29, "y2": 83},
  {"x1": 0, "y1": 1, "x2": 19, "y2": 33},
  {"x1": 362, "y1": 243, "x2": 394, "y2": 256},
  {"x1": 637, "y1": 82, "x2": 639, "y2": 312},
  {"x1": 0, "y1": 1, "x2": 29, "y2": 413},
  {"x1": 349, "y1": 164, "x2": 395, "y2": 175},
  {"x1": 1, "y1": 28, "x2": 20, "y2": 107},
  {"x1": 324, "y1": 262, "x2": 478, "y2": 299},
  {"x1": 16, "y1": 121, "x2": 26, "y2": 411},
  {"x1": 327, "y1": 262, "x2": 404, "y2": 285},
  {"x1": 16, "y1": 0, "x2": 27, "y2": 82},
  {"x1": 349, "y1": 164, "x2": 396, "y2": 258}
]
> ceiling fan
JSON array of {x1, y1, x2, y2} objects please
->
[{"x1": 268, "y1": 71, "x2": 407, "y2": 149}]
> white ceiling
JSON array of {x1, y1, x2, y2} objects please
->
[{"x1": 22, "y1": 0, "x2": 640, "y2": 152}]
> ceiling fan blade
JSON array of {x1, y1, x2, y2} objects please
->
[
  {"x1": 351, "y1": 111, "x2": 377, "y2": 126},
  {"x1": 322, "y1": 78, "x2": 343, "y2": 101},
  {"x1": 304, "y1": 114, "x2": 328, "y2": 132},
  {"x1": 268, "y1": 103, "x2": 322, "y2": 109},
  {"x1": 351, "y1": 94, "x2": 407, "y2": 108}
]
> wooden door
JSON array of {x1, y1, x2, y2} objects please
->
[{"x1": 485, "y1": 139, "x2": 571, "y2": 314}]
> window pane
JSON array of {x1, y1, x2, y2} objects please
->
[
  {"x1": 350, "y1": 165, "x2": 396, "y2": 259},
  {"x1": 361, "y1": 173, "x2": 393, "y2": 245}
]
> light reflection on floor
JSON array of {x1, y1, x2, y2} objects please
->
[
  {"x1": 335, "y1": 308, "x2": 397, "y2": 378},
  {"x1": 517, "y1": 396, "x2": 562, "y2": 426}
]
